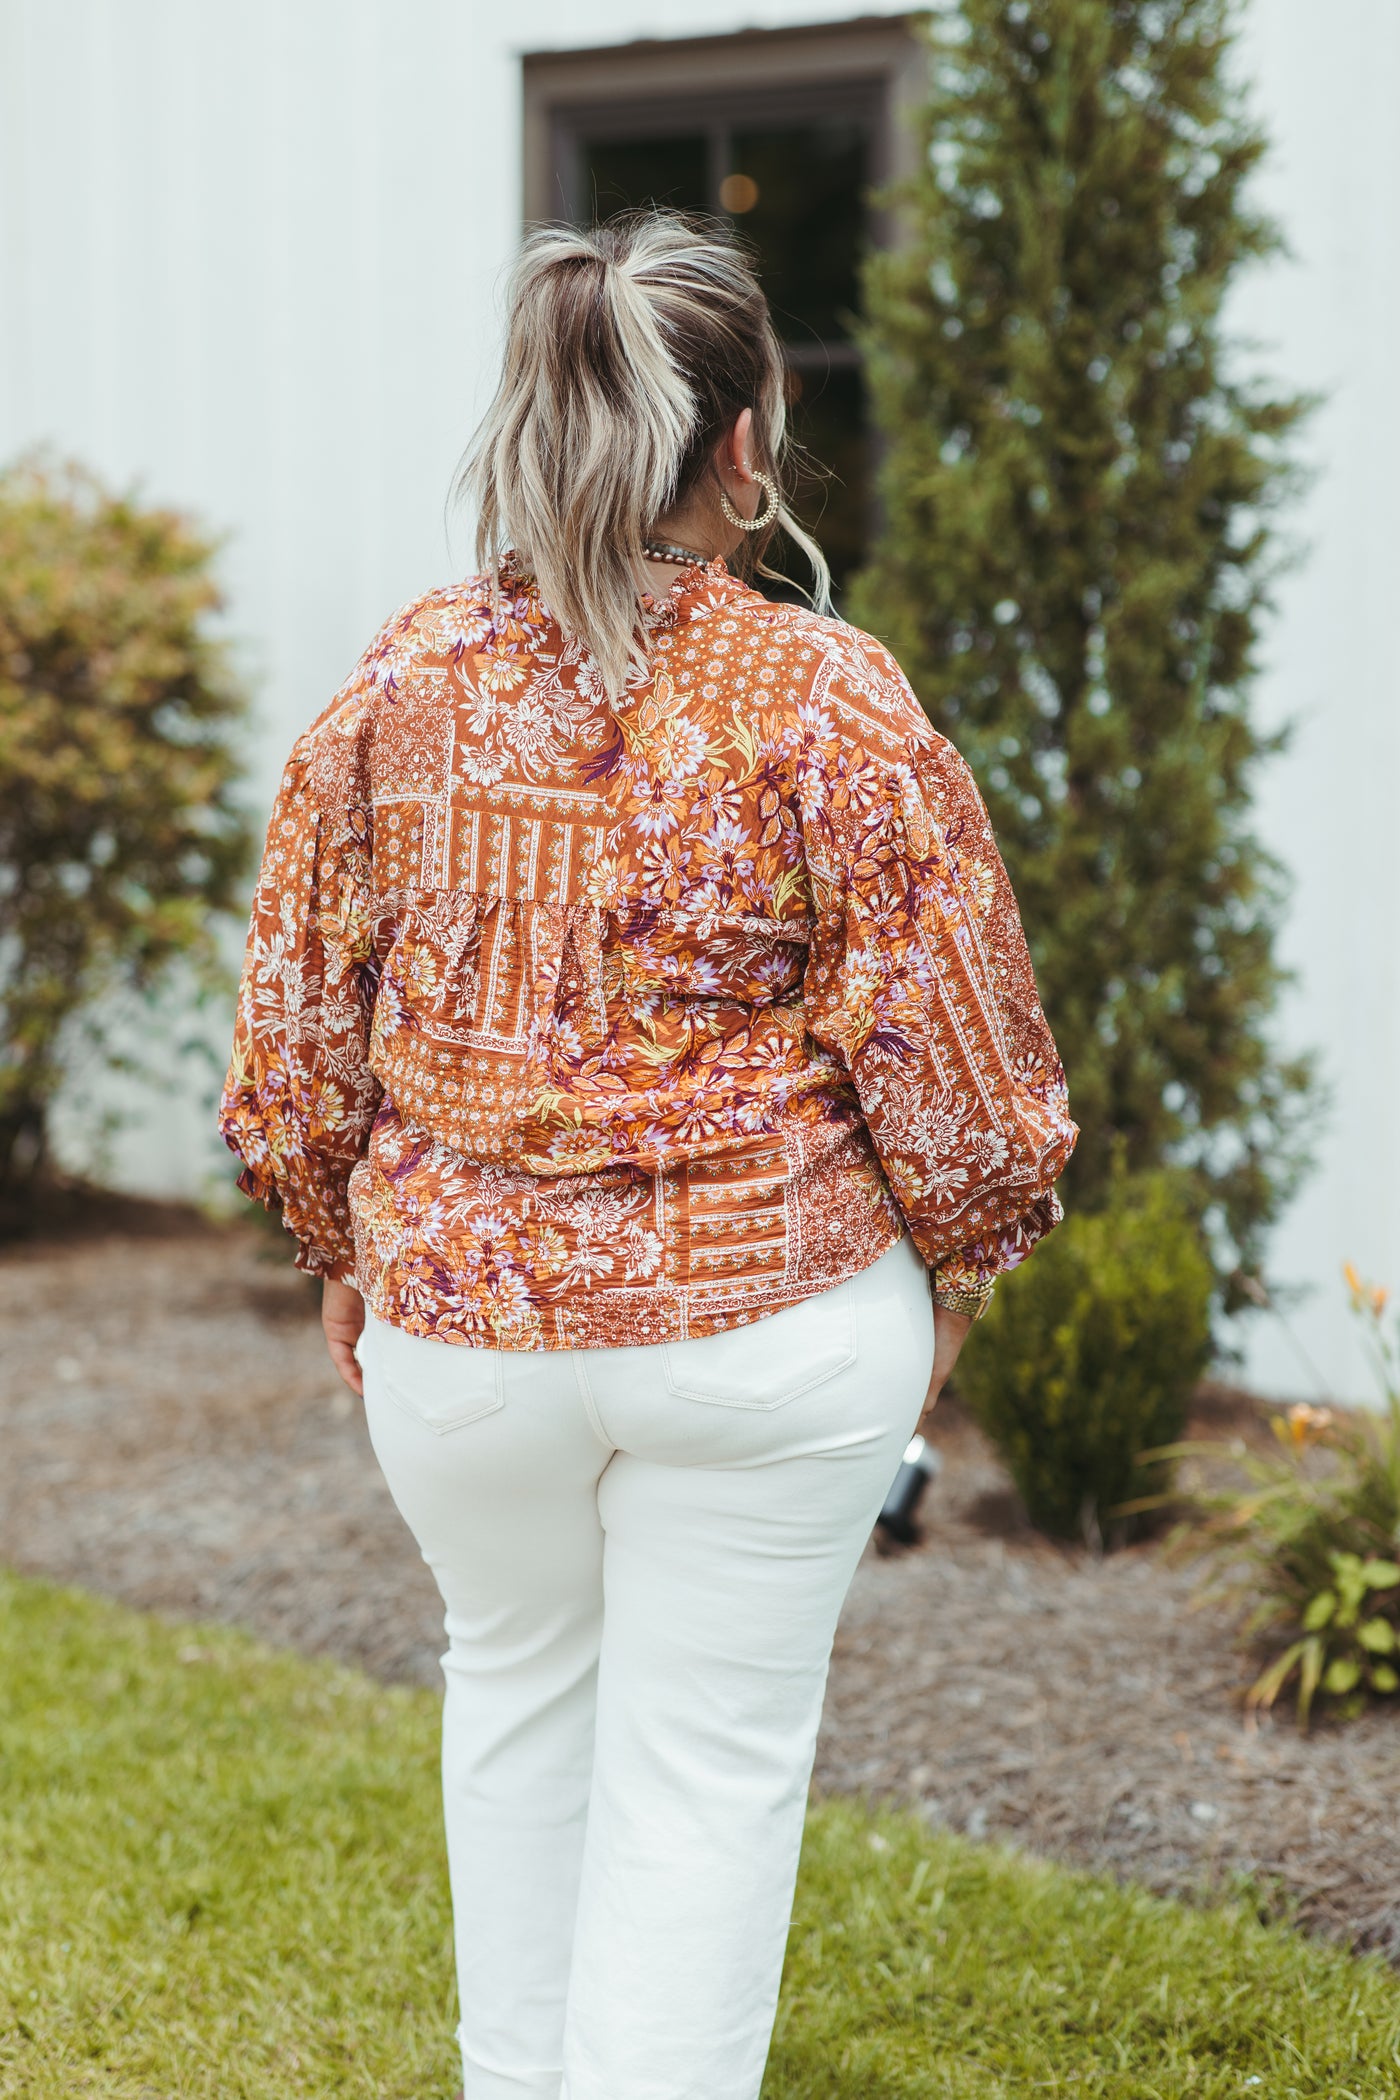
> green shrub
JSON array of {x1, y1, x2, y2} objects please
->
[
  {"x1": 1162, "y1": 1269, "x2": 1400, "y2": 1726},
  {"x1": 956, "y1": 1175, "x2": 1214, "y2": 1543},
  {"x1": 0, "y1": 458, "x2": 250, "y2": 1199}
]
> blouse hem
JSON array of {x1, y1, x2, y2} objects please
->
[{"x1": 353, "y1": 1219, "x2": 917, "y2": 1354}]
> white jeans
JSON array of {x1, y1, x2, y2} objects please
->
[{"x1": 360, "y1": 1235, "x2": 932, "y2": 2100}]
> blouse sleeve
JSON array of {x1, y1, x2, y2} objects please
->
[
  {"x1": 800, "y1": 653, "x2": 1077, "y2": 1284},
  {"x1": 218, "y1": 705, "x2": 385, "y2": 1282}
]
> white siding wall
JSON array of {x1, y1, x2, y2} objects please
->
[
  {"x1": 0, "y1": 0, "x2": 1395, "y2": 1397},
  {"x1": 1226, "y1": 1, "x2": 1400, "y2": 1399}
]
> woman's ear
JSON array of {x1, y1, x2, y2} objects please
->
[{"x1": 728, "y1": 407, "x2": 756, "y2": 482}]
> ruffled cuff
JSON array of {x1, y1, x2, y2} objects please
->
[{"x1": 231, "y1": 1161, "x2": 358, "y2": 1285}]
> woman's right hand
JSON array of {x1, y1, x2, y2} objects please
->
[
  {"x1": 919, "y1": 1306, "x2": 973, "y2": 1428},
  {"x1": 323, "y1": 1278, "x2": 367, "y2": 1397}
]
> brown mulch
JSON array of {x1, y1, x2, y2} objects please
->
[{"x1": 2, "y1": 1219, "x2": 1397, "y2": 1960}]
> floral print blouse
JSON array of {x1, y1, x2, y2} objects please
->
[{"x1": 220, "y1": 554, "x2": 1076, "y2": 1350}]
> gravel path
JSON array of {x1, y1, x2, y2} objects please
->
[{"x1": 3, "y1": 1222, "x2": 1396, "y2": 1959}]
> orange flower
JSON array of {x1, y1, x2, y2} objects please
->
[
  {"x1": 1344, "y1": 1261, "x2": 1391, "y2": 1320},
  {"x1": 1284, "y1": 1402, "x2": 1335, "y2": 1448}
]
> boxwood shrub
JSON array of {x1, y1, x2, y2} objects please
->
[{"x1": 956, "y1": 1174, "x2": 1213, "y2": 1544}]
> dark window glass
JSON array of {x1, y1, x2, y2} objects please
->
[
  {"x1": 728, "y1": 121, "x2": 867, "y2": 345},
  {"x1": 567, "y1": 99, "x2": 877, "y2": 595},
  {"x1": 583, "y1": 136, "x2": 708, "y2": 218},
  {"x1": 784, "y1": 363, "x2": 868, "y2": 597}
]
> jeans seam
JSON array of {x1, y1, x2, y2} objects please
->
[{"x1": 571, "y1": 1352, "x2": 613, "y2": 1450}]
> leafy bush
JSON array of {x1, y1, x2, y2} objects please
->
[
  {"x1": 0, "y1": 459, "x2": 250, "y2": 1198},
  {"x1": 1162, "y1": 1269, "x2": 1400, "y2": 1726},
  {"x1": 956, "y1": 1175, "x2": 1214, "y2": 1543}
]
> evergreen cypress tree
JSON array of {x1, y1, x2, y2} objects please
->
[{"x1": 851, "y1": 0, "x2": 1311, "y2": 1295}]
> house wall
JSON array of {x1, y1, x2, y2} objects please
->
[
  {"x1": 1223, "y1": 1, "x2": 1400, "y2": 1399},
  {"x1": 0, "y1": 0, "x2": 1395, "y2": 1398}
]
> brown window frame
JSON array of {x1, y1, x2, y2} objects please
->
[
  {"x1": 521, "y1": 19, "x2": 925, "y2": 591},
  {"x1": 522, "y1": 17, "x2": 925, "y2": 232}
]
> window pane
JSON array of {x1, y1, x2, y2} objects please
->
[
  {"x1": 567, "y1": 110, "x2": 875, "y2": 596},
  {"x1": 727, "y1": 120, "x2": 869, "y2": 344},
  {"x1": 583, "y1": 135, "x2": 709, "y2": 220},
  {"x1": 784, "y1": 363, "x2": 868, "y2": 597}
]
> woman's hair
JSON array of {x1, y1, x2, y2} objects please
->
[{"x1": 458, "y1": 210, "x2": 832, "y2": 697}]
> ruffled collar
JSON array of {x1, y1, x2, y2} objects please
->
[{"x1": 638, "y1": 554, "x2": 743, "y2": 632}]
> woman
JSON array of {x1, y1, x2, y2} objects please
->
[{"x1": 221, "y1": 211, "x2": 1075, "y2": 2100}]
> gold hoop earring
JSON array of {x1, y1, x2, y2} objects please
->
[{"x1": 719, "y1": 470, "x2": 780, "y2": 533}]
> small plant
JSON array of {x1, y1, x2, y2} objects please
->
[
  {"x1": 956, "y1": 1173, "x2": 1214, "y2": 1544},
  {"x1": 1156, "y1": 1268, "x2": 1400, "y2": 1726}
]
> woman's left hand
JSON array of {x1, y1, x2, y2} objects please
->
[
  {"x1": 919, "y1": 1307, "x2": 973, "y2": 1429},
  {"x1": 323, "y1": 1278, "x2": 367, "y2": 1397}
]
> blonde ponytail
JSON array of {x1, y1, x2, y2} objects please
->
[{"x1": 459, "y1": 212, "x2": 831, "y2": 698}]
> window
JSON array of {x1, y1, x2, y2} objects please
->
[{"x1": 523, "y1": 21, "x2": 924, "y2": 597}]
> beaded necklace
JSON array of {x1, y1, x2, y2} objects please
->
[{"x1": 641, "y1": 537, "x2": 711, "y2": 567}]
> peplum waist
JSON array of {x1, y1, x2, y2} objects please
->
[{"x1": 348, "y1": 1090, "x2": 907, "y2": 1351}]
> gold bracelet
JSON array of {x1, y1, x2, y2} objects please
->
[{"x1": 932, "y1": 1283, "x2": 996, "y2": 1322}]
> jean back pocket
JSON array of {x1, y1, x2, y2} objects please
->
[
  {"x1": 365, "y1": 1320, "x2": 505, "y2": 1434},
  {"x1": 661, "y1": 1282, "x2": 856, "y2": 1410}
]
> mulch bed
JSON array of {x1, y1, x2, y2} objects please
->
[{"x1": 3, "y1": 1217, "x2": 1396, "y2": 1960}]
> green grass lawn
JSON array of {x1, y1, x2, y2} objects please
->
[{"x1": 2, "y1": 1573, "x2": 1399, "y2": 2099}]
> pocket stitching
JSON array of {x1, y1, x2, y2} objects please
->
[
  {"x1": 661, "y1": 1291, "x2": 855, "y2": 1410},
  {"x1": 370, "y1": 1330, "x2": 506, "y2": 1434}
]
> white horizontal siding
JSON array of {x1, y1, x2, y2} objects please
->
[{"x1": 1226, "y1": 0, "x2": 1400, "y2": 1400}]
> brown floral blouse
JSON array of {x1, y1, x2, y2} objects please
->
[{"x1": 220, "y1": 554, "x2": 1076, "y2": 1350}]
